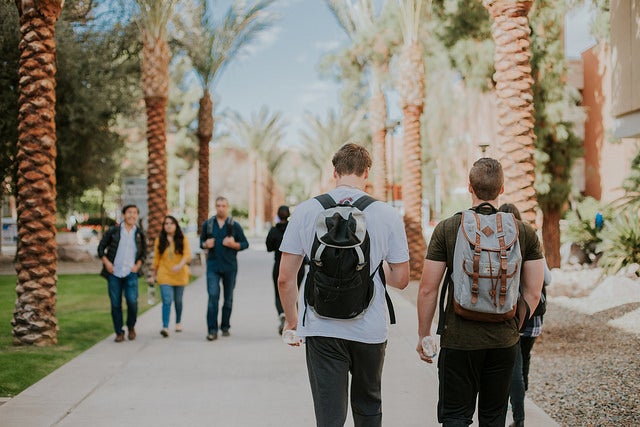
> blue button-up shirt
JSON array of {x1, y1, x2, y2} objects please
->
[{"x1": 200, "y1": 218, "x2": 249, "y2": 272}]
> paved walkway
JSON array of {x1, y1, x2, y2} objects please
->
[{"x1": 0, "y1": 239, "x2": 558, "y2": 426}]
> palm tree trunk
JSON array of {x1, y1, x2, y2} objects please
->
[
  {"x1": 256, "y1": 161, "x2": 265, "y2": 234},
  {"x1": 398, "y1": 41, "x2": 426, "y2": 281},
  {"x1": 484, "y1": 0, "x2": 537, "y2": 224},
  {"x1": 542, "y1": 205, "x2": 561, "y2": 268},
  {"x1": 370, "y1": 82, "x2": 388, "y2": 201},
  {"x1": 249, "y1": 154, "x2": 257, "y2": 233},
  {"x1": 197, "y1": 93, "x2": 213, "y2": 232},
  {"x1": 265, "y1": 174, "x2": 274, "y2": 226},
  {"x1": 141, "y1": 29, "x2": 170, "y2": 243},
  {"x1": 402, "y1": 105, "x2": 426, "y2": 281},
  {"x1": 145, "y1": 96, "x2": 167, "y2": 243},
  {"x1": 12, "y1": 0, "x2": 63, "y2": 346}
]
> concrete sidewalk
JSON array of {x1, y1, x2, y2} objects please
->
[{"x1": 0, "y1": 240, "x2": 558, "y2": 426}]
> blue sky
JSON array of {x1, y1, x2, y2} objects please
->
[
  {"x1": 213, "y1": 1, "x2": 596, "y2": 147},
  {"x1": 215, "y1": 0, "x2": 347, "y2": 146}
]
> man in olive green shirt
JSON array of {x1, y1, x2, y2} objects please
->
[{"x1": 416, "y1": 158, "x2": 544, "y2": 427}]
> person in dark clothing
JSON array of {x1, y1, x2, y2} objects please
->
[
  {"x1": 200, "y1": 196, "x2": 249, "y2": 341},
  {"x1": 97, "y1": 204, "x2": 146, "y2": 342},
  {"x1": 266, "y1": 205, "x2": 305, "y2": 335}
]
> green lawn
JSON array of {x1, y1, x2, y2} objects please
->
[{"x1": 0, "y1": 274, "x2": 156, "y2": 397}]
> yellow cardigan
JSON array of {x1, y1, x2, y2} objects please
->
[{"x1": 151, "y1": 236, "x2": 191, "y2": 286}]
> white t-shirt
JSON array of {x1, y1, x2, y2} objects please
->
[{"x1": 280, "y1": 188, "x2": 409, "y2": 344}]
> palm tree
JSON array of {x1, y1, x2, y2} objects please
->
[
  {"x1": 396, "y1": 0, "x2": 427, "y2": 280},
  {"x1": 483, "y1": 0, "x2": 537, "y2": 224},
  {"x1": 12, "y1": 0, "x2": 64, "y2": 346},
  {"x1": 227, "y1": 106, "x2": 287, "y2": 234},
  {"x1": 299, "y1": 108, "x2": 367, "y2": 193},
  {"x1": 263, "y1": 145, "x2": 288, "y2": 226},
  {"x1": 135, "y1": 0, "x2": 176, "y2": 243},
  {"x1": 174, "y1": 0, "x2": 274, "y2": 232},
  {"x1": 327, "y1": 0, "x2": 393, "y2": 201}
]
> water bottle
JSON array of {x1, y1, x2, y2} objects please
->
[
  {"x1": 282, "y1": 329, "x2": 301, "y2": 345},
  {"x1": 421, "y1": 335, "x2": 438, "y2": 358},
  {"x1": 147, "y1": 285, "x2": 156, "y2": 305}
]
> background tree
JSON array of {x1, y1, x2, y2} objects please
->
[
  {"x1": 435, "y1": 0, "x2": 584, "y2": 266},
  {"x1": 226, "y1": 106, "x2": 287, "y2": 234},
  {"x1": 483, "y1": 0, "x2": 538, "y2": 224},
  {"x1": 529, "y1": 0, "x2": 584, "y2": 267},
  {"x1": 173, "y1": 0, "x2": 274, "y2": 232},
  {"x1": 299, "y1": 107, "x2": 368, "y2": 193},
  {"x1": 327, "y1": 0, "x2": 400, "y2": 201},
  {"x1": 263, "y1": 145, "x2": 287, "y2": 225},
  {"x1": 55, "y1": 17, "x2": 141, "y2": 209},
  {"x1": 135, "y1": 0, "x2": 176, "y2": 243},
  {"x1": 395, "y1": 0, "x2": 427, "y2": 280},
  {"x1": 0, "y1": 1, "x2": 141, "y2": 212},
  {"x1": 12, "y1": 0, "x2": 64, "y2": 346}
]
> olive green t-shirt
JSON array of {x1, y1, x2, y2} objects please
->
[{"x1": 426, "y1": 208, "x2": 543, "y2": 350}]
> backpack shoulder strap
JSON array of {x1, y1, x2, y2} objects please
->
[
  {"x1": 352, "y1": 194, "x2": 377, "y2": 211},
  {"x1": 376, "y1": 262, "x2": 396, "y2": 324},
  {"x1": 226, "y1": 217, "x2": 235, "y2": 237},
  {"x1": 314, "y1": 193, "x2": 336, "y2": 209}
]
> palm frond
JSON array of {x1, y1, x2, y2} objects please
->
[{"x1": 135, "y1": 0, "x2": 177, "y2": 42}]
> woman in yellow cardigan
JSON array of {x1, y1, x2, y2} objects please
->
[{"x1": 150, "y1": 215, "x2": 191, "y2": 337}]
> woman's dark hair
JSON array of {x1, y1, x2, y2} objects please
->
[
  {"x1": 158, "y1": 215, "x2": 184, "y2": 255},
  {"x1": 498, "y1": 203, "x2": 522, "y2": 221},
  {"x1": 277, "y1": 205, "x2": 290, "y2": 222}
]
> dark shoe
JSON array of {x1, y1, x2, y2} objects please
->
[
  {"x1": 206, "y1": 333, "x2": 218, "y2": 341},
  {"x1": 160, "y1": 329, "x2": 169, "y2": 338},
  {"x1": 114, "y1": 333, "x2": 125, "y2": 343},
  {"x1": 509, "y1": 421, "x2": 525, "y2": 427},
  {"x1": 221, "y1": 330, "x2": 230, "y2": 337},
  {"x1": 128, "y1": 328, "x2": 136, "y2": 340}
]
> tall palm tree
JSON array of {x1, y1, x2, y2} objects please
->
[
  {"x1": 328, "y1": 0, "x2": 392, "y2": 201},
  {"x1": 396, "y1": 0, "x2": 426, "y2": 280},
  {"x1": 299, "y1": 108, "x2": 367, "y2": 193},
  {"x1": 12, "y1": 0, "x2": 64, "y2": 346},
  {"x1": 227, "y1": 106, "x2": 287, "y2": 234},
  {"x1": 135, "y1": 0, "x2": 176, "y2": 243},
  {"x1": 483, "y1": 0, "x2": 537, "y2": 224},
  {"x1": 263, "y1": 145, "x2": 287, "y2": 226},
  {"x1": 174, "y1": 0, "x2": 274, "y2": 232}
]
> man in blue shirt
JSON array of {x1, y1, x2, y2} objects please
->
[{"x1": 200, "y1": 196, "x2": 249, "y2": 341}]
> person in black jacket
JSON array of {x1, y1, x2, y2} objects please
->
[
  {"x1": 97, "y1": 204, "x2": 146, "y2": 342},
  {"x1": 265, "y1": 205, "x2": 305, "y2": 335}
]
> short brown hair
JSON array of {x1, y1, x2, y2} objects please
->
[
  {"x1": 469, "y1": 158, "x2": 503, "y2": 201},
  {"x1": 332, "y1": 143, "x2": 372, "y2": 177}
]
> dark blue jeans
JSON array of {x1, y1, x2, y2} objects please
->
[
  {"x1": 437, "y1": 344, "x2": 517, "y2": 427},
  {"x1": 206, "y1": 268, "x2": 237, "y2": 334},
  {"x1": 509, "y1": 336, "x2": 537, "y2": 422},
  {"x1": 305, "y1": 336, "x2": 386, "y2": 427},
  {"x1": 107, "y1": 273, "x2": 139, "y2": 334}
]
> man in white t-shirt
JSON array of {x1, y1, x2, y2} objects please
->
[{"x1": 278, "y1": 143, "x2": 410, "y2": 427}]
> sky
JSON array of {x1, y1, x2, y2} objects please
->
[
  {"x1": 213, "y1": 0, "x2": 596, "y2": 147},
  {"x1": 214, "y1": 0, "x2": 347, "y2": 147}
]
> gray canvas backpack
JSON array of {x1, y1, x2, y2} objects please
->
[{"x1": 451, "y1": 206, "x2": 522, "y2": 322}]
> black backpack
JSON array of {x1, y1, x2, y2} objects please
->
[{"x1": 303, "y1": 193, "x2": 395, "y2": 325}]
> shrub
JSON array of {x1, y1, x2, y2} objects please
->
[
  {"x1": 597, "y1": 209, "x2": 640, "y2": 275},
  {"x1": 562, "y1": 197, "x2": 613, "y2": 263}
]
